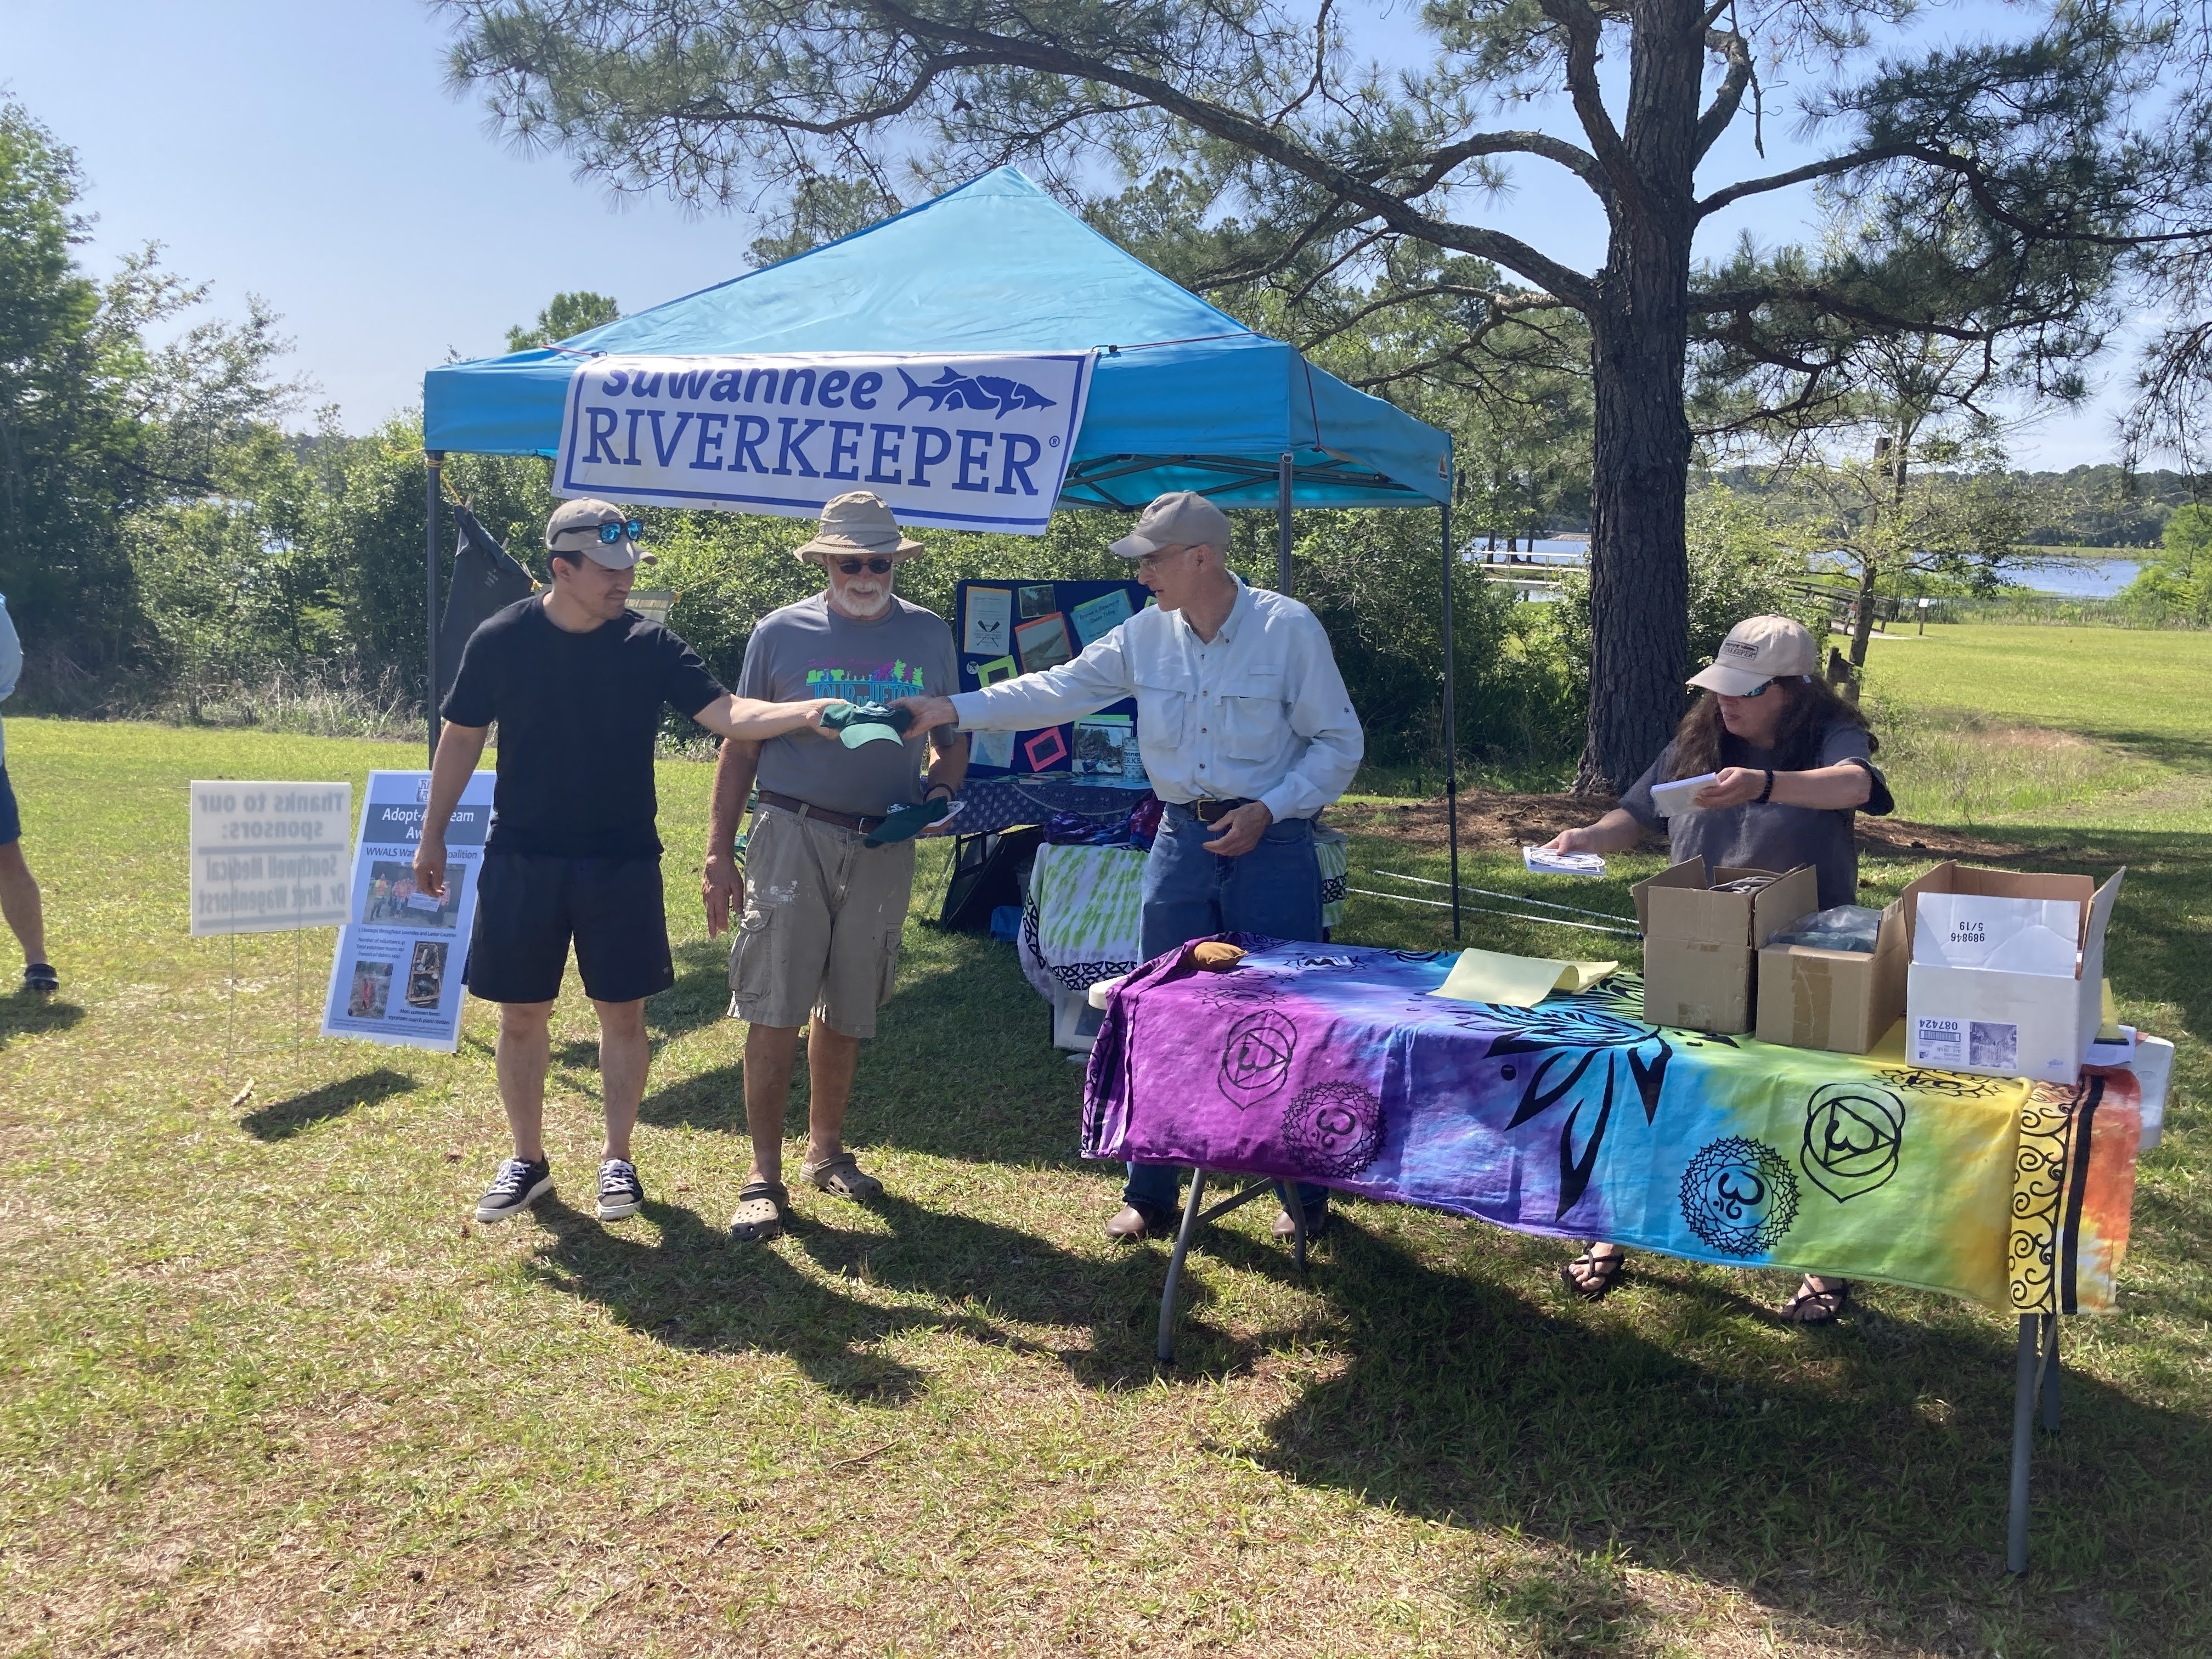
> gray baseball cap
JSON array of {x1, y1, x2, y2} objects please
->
[
  {"x1": 1688, "y1": 614, "x2": 1819, "y2": 696},
  {"x1": 1109, "y1": 490, "x2": 1232, "y2": 557},
  {"x1": 545, "y1": 498, "x2": 641, "y2": 569}
]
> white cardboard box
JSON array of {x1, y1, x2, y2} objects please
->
[{"x1": 1904, "y1": 861, "x2": 2125, "y2": 1083}]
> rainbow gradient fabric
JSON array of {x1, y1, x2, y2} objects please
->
[{"x1": 1082, "y1": 936, "x2": 2141, "y2": 1312}]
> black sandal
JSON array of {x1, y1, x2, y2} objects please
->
[
  {"x1": 1778, "y1": 1276, "x2": 1851, "y2": 1324},
  {"x1": 1561, "y1": 1246, "x2": 1626, "y2": 1302},
  {"x1": 728, "y1": 1180, "x2": 788, "y2": 1243},
  {"x1": 21, "y1": 963, "x2": 57, "y2": 994}
]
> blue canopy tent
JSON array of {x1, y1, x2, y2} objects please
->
[{"x1": 420, "y1": 166, "x2": 1465, "y2": 927}]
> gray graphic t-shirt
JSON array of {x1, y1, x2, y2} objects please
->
[{"x1": 735, "y1": 592, "x2": 957, "y2": 817}]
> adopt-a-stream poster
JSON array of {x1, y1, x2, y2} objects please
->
[{"x1": 320, "y1": 769, "x2": 494, "y2": 1053}]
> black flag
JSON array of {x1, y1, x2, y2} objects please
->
[{"x1": 436, "y1": 503, "x2": 537, "y2": 701}]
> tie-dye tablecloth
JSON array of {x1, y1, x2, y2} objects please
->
[{"x1": 1082, "y1": 936, "x2": 2142, "y2": 1313}]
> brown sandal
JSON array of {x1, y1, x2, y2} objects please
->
[
  {"x1": 802, "y1": 1152, "x2": 883, "y2": 1201},
  {"x1": 1778, "y1": 1276, "x2": 1851, "y2": 1324},
  {"x1": 728, "y1": 1180, "x2": 788, "y2": 1242}
]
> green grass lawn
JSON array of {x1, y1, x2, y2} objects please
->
[{"x1": 1, "y1": 623, "x2": 2206, "y2": 1656}]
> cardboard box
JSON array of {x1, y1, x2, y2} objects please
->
[
  {"x1": 1903, "y1": 861, "x2": 2125, "y2": 1084},
  {"x1": 1633, "y1": 860, "x2": 1818, "y2": 1034},
  {"x1": 1753, "y1": 867, "x2": 1951, "y2": 1054}
]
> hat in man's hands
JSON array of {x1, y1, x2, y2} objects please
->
[
  {"x1": 795, "y1": 491, "x2": 924, "y2": 563},
  {"x1": 1109, "y1": 490, "x2": 1232, "y2": 558},
  {"x1": 545, "y1": 498, "x2": 642, "y2": 569},
  {"x1": 1688, "y1": 614, "x2": 1819, "y2": 696}
]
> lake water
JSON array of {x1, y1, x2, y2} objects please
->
[{"x1": 2026, "y1": 559, "x2": 2139, "y2": 598}]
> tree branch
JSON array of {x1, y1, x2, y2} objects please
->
[
  {"x1": 1538, "y1": 0, "x2": 1647, "y2": 218},
  {"x1": 858, "y1": 0, "x2": 1599, "y2": 307},
  {"x1": 1697, "y1": 144, "x2": 1914, "y2": 217},
  {"x1": 1695, "y1": 30, "x2": 1752, "y2": 164}
]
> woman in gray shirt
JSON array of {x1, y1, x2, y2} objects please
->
[{"x1": 1537, "y1": 614, "x2": 1893, "y2": 1321}]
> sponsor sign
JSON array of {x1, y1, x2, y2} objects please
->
[
  {"x1": 553, "y1": 352, "x2": 1094, "y2": 534},
  {"x1": 190, "y1": 782, "x2": 352, "y2": 936},
  {"x1": 319, "y1": 770, "x2": 494, "y2": 1054}
]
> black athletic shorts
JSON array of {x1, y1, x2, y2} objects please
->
[
  {"x1": 464, "y1": 853, "x2": 674, "y2": 1005},
  {"x1": 0, "y1": 763, "x2": 18, "y2": 846}
]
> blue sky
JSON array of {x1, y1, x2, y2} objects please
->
[{"x1": 1, "y1": 0, "x2": 2137, "y2": 466}]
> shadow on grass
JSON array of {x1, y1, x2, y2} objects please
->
[
  {"x1": 242, "y1": 1066, "x2": 415, "y2": 1140},
  {"x1": 0, "y1": 991, "x2": 83, "y2": 1047},
  {"x1": 1221, "y1": 1215, "x2": 2212, "y2": 1656},
  {"x1": 519, "y1": 1190, "x2": 1178, "y2": 1401}
]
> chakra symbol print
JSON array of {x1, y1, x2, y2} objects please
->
[
  {"x1": 1218, "y1": 1009, "x2": 1297, "y2": 1109},
  {"x1": 1281, "y1": 1082, "x2": 1385, "y2": 1178},
  {"x1": 1801, "y1": 1082, "x2": 1905, "y2": 1202},
  {"x1": 1680, "y1": 1137, "x2": 1799, "y2": 1256}
]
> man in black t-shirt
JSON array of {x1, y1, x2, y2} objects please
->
[{"x1": 416, "y1": 498, "x2": 831, "y2": 1229}]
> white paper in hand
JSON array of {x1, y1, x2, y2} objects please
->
[
  {"x1": 1649, "y1": 772, "x2": 1719, "y2": 819},
  {"x1": 1523, "y1": 845, "x2": 1606, "y2": 878}
]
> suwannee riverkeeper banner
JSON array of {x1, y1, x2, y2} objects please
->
[{"x1": 553, "y1": 352, "x2": 1095, "y2": 534}]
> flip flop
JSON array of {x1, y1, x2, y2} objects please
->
[
  {"x1": 1561, "y1": 1246, "x2": 1626, "y2": 1302},
  {"x1": 1778, "y1": 1277, "x2": 1851, "y2": 1324},
  {"x1": 802, "y1": 1151, "x2": 883, "y2": 1201},
  {"x1": 728, "y1": 1180, "x2": 788, "y2": 1242}
]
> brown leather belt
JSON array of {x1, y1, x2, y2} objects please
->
[
  {"x1": 1186, "y1": 797, "x2": 1256, "y2": 825},
  {"x1": 754, "y1": 789, "x2": 888, "y2": 835}
]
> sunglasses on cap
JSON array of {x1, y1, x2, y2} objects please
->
[
  {"x1": 833, "y1": 556, "x2": 896, "y2": 575},
  {"x1": 558, "y1": 518, "x2": 645, "y2": 546}
]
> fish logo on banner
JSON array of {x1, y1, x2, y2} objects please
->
[{"x1": 554, "y1": 351, "x2": 1096, "y2": 536}]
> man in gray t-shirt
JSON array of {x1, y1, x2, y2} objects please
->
[{"x1": 701, "y1": 492, "x2": 966, "y2": 1244}]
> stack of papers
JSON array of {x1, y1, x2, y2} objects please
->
[
  {"x1": 1429, "y1": 948, "x2": 1620, "y2": 1008},
  {"x1": 1523, "y1": 845, "x2": 1606, "y2": 877},
  {"x1": 1649, "y1": 771, "x2": 1719, "y2": 818}
]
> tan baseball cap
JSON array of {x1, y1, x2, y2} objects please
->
[
  {"x1": 545, "y1": 498, "x2": 641, "y2": 569},
  {"x1": 1109, "y1": 490, "x2": 1231, "y2": 557},
  {"x1": 794, "y1": 490, "x2": 924, "y2": 563},
  {"x1": 1688, "y1": 614, "x2": 1819, "y2": 696}
]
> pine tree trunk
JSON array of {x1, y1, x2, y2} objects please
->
[{"x1": 1576, "y1": 0, "x2": 1703, "y2": 795}]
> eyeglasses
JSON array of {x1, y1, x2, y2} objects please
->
[
  {"x1": 1735, "y1": 679, "x2": 1776, "y2": 698},
  {"x1": 833, "y1": 557, "x2": 896, "y2": 575},
  {"x1": 1135, "y1": 545, "x2": 1191, "y2": 569}
]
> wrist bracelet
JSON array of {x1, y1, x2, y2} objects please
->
[{"x1": 1756, "y1": 769, "x2": 1775, "y2": 804}]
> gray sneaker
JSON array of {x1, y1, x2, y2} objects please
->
[
  {"x1": 596, "y1": 1158, "x2": 645, "y2": 1221},
  {"x1": 475, "y1": 1156, "x2": 552, "y2": 1223}
]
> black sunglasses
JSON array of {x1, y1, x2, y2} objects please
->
[{"x1": 834, "y1": 556, "x2": 896, "y2": 575}]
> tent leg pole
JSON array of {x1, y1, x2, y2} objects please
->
[
  {"x1": 2008, "y1": 1312, "x2": 2036, "y2": 1574},
  {"x1": 1442, "y1": 500, "x2": 1460, "y2": 940},
  {"x1": 1276, "y1": 450, "x2": 1294, "y2": 595},
  {"x1": 425, "y1": 449, "x2": 444, "y2": 768}
]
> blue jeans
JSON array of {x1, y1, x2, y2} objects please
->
[{"x1": 1124, "y1": 805, "x2": 1329, "y2": 1219}]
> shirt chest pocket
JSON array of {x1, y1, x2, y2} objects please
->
[
  {"x1": 1132, "y1": 669, "x2": 1197, "y2": 749},
  {"x1": 1216, "y1": 662, "x2": 1285, "y2": 758}
]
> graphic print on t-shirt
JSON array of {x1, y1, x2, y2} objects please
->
[{"x1": 802, "y1": 656, "x2": 930, "y2": 705}]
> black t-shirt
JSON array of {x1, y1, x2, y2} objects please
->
[{"x1": 441, "y1": 597, "x2": 725, "y2": 858}]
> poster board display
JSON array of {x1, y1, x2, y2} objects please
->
[
  {"x1": 189, "y1": 782, "x2": 353, "y2": 936},
  {"x1": 320, "y1": 770, "x2": 495, "y2": 1054},
  {"x1": 953, "y1": 579, "x2": 1149, "y2": 780}
]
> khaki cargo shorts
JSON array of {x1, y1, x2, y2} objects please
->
[{"x1": 727, "y1": 804, "x2": 918, "y2": 1039}]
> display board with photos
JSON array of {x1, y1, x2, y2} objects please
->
[{"x1": 953, "y1": 579, "x2": 1153, "y2": 782}]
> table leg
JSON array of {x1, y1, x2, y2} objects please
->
[
  {"x1": 2040, "y1": 1314, "x2": 2061, "y2": 1434},
  {"x1": 2008, "y1": 1313, "x2": 2037, "y2": 1575},
  {"x1": 1157, "y1": 1170, "x2": 1210, "y2": 1369},
  {"x1": 1286, "y1": 1190, "x2": 1307, "y2": 1274}
]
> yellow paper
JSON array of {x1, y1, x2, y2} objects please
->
[{"x1": 1429, "y1": 947, "x2": 1620, "y2": 1007}]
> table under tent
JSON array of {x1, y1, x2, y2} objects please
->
[{"x1": 421, "y1": 165, "x2": 1462, "y2": 1035}]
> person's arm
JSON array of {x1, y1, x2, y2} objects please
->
[
  {"x1": 1540, "y1": 808, "x2": 1647, "y2": 855},
  {"x1": 895, "y1": 629, "x2": 1133, "y2": 735},
  {"x1": 1249, "y1": 618, "x2": 1365, "y2": 827},
  {"x1": 412, "y1": 721, "x2": 489, "y2": 899},
  {"x1": 1693, "y1": 763, "x2": 1874, "y2": 811},
  {"x1": 690, "y1": 692, "x2": 836, "y2": 743},
  {"x1": 702, "y1": 737, "x2": 759, "y2": 938},
  {"x1": 0, "y1": 601, "x2": 21, "y2": 703}
]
